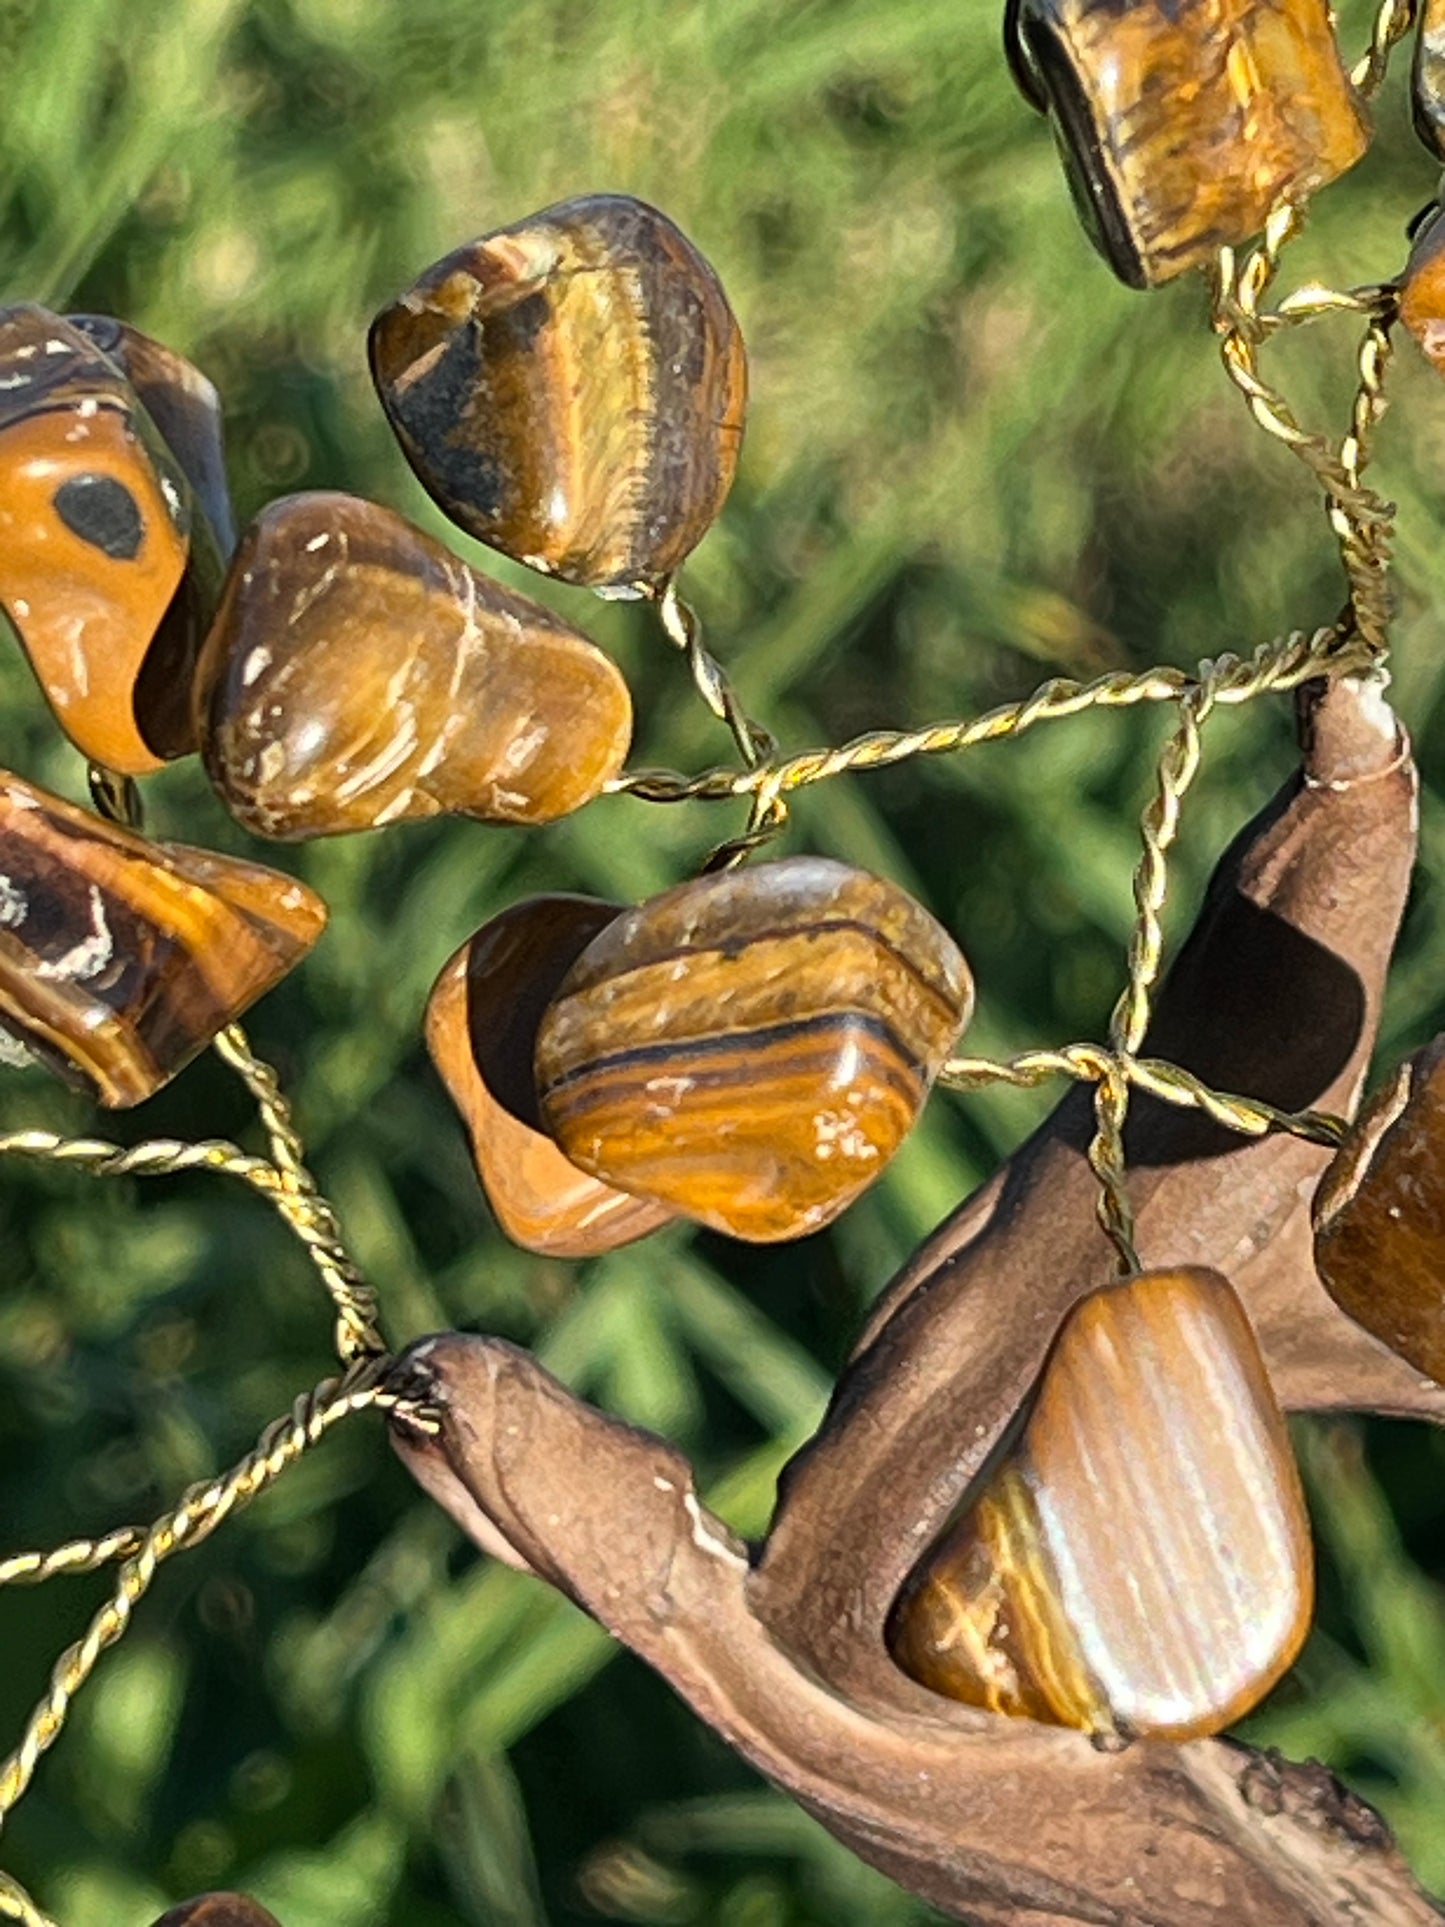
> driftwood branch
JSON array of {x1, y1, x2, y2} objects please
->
[{"x1": 390, "y1": 677, "x2": 1445, "y2": 1926}]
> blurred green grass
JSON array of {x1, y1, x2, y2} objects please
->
[{"x1": 2, "y1": 0, "x2": 1445, "y2": 1921}]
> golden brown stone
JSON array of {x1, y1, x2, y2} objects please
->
[
  {"x1": 1314, "y1": 1037, "x2": 1445, "y2": 1384},
  {"x1": 427, "y1": 896, "x2": 676, "y2": 1257},
  {"x1": 535, "y1": 857, "x2": 972, "y2": 1243},
  {"x1": 1415, "y1": 0, "x2": 1445, "y2": 155},
  {"x1": 1015, "y1": 0, "x2": 1369, "y2": 288},
  {"x1": 368, "y1": 194, "x2": 746, "y2": 590},
  {"x1": 193, "y1": 492, "x2": 633, "y2": 840},
  {"x1": 887, "y1": 1266, "x2": 1314, "y2": 1739},
  {"x1": 0, "y1": 304, "x2": 223, "y2": 770},
  {"x1": 0, "y1": 768, "x2": 326, "y2": 1107},
  {"x1": 151, "y1": 1899, "x2": 284, "y2": 1927},
  {"x1": 1399, "y1": 209, "x2": 1445, "y2": 377}
]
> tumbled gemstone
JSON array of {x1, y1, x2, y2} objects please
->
[
  {"x1": 1399, "y1": 210, "x2": 1445, "y2": 376},
  {"x1": 0, "y1": 305, "x2": 223, "y2": 770},
  {"x1": 427, "y1": 896, "x2": 676, "y2": 1257},
  {"x1": 69, "y1": 313, "x2": 236, "y2": 557},
  {"x1": 535, "y1": 857, "x2": 972, "y2": 1243},
  {"x1": 1314, "y1": 1038, "x2": 1445, "y2": 1384},
  {"x1": 1015, "y1": 0, "x2": 1369, "y2": 288},
  {"x1": 0, "y1": 768, "x2": 326, "y2": 1107},
  {"x1": 368, "y1": 194, "x2": 746, "y2": 589},
  {"x1": 1416, "y1": 0, "x2": 1445, "y2": 156},
  {"x1": 193, "y1": 492, "x2": 633, "y2": 839},
  {"x1": 151, "y1": 1900, "x2": 284, "y2": 1927},
  {"x1": 887, "y1": 1267, "x2": 1313, "y2": 1739}
]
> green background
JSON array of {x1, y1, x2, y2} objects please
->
[{"x1": 2, "y1": 0, "x2": 1445, "y2": 1921}]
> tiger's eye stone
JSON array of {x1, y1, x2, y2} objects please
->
[
  {"x1": 193, "y1": 492, "x2": 633, "y2": 840},
  {"x1": 0, "y1": 768, "x2": 326, "y2": 1107},
  {"x1": 1399, "y1": 210, "x2": 1445, "y2": 377},
  {"x1": 0, "y1": 305, "x2": 222, "y2": 770},
  {"x1": 427, "y1": 896, "x2": 676, "y2": 1257},
  {"x1": 151, "y1": 1899, "x2": 284, "y2": 1927},
  {"x1": 887, "y1": 1266, "x2": 1313, "y2": 1740},
  {"x1": 1016, "y1": 0, "x2": 1369, "y2": 288},
  {"x1": 535, "y1": 857, "x2": 973, "y2": 1244},
  {"x1": 1415, "y1": 0, "x2": 1445, "y2": 156},
  {"x1": 68, "y1": 313, "x2": 236, "y2": 556},
  {"x1": 368, "y1": 194, "x2": 746, "y2": 590},
  {"x1": 1314, "y1": 1037, "x2": 1445, "y2": 1384}
]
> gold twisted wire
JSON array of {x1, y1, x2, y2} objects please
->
[
  {"x1": 0, "y1": 1126, "x2": 385, "y2": 1359},
  {"x1": 1110, "y1": 679, "x2": 1215, "y2": 1059},
  {"x1": 941, "y1": 1042, "x2": 1110, "y2": 1090},
  {"x1": 614, "y1": 626, "x2": 1369, "y2": 809},
  {"x1": 652, "y1": 578, "x2": 790, "y2": 870},
  {"x1": 940, "y1": 1045, "x2": 1348, "y2": 1147},
  {"x1": 0, "y1": 1871, "x2": 56, "y2": 1927},
  {"x1": 1126, "y1": 1057, "x2": 1346, "y2": 1146},
  {"x1": 1087, "y1": 1056, "x2": 1140, "y2": 1275},
  {"x1": 0, "y1": 1357, "x2": 397, "y2": 1836},
  {"x1": 1351, "y1": 0, "x2": 1418, "y2": 95},
  {"x1": 211, "y1": 1026, "x2": 386, "y2": 1361},
  {"x1": 1214, "y1": 196, "x2": 1399, "y2": 655},
  {"x1": 1080, "y1": 678, "x2": 1218, "y2": 1267},
  {"x1": 0, "y1": 1528, "x2": 146, "y2": 1589}
]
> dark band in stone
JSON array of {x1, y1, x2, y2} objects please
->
[{"x1": 53, "y1": 472, "x2": 146, "y2": 559}]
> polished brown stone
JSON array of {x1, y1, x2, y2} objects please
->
[
  {"x1": 427, "y1": 896, "x2": 676, "y2": 1256},
  {"x1": 369, "y1": 194, "x2": 747, "y2": 590},
  {"x1": 1399, "y1": 210, "x2": 1445, "y2": 377},
  {"x1": 0, "y1": 768, "x2": 326, "y2": 1107},
  {"x1": 68, "y1": 312, "x2": 236, "y2": 557},
  {"x1": 887, "y1": 1266, "x2": 1313, "y2": 1739},
  {"x1": 535, "y1": 857, "x2": 972, "y2": 1243},
  {"x1": 0, "y1": 304, "x2": 223, "y2": 770},
  {"x1": 194, "y1": 492, "x2": 633, "y2": 840},
  {"x1": 1014, "y1": 0, "x2": 1369, "y2": 287},
  {"x1": 1415, "y1": 0, "x2": 1445, "y2": 156},
  {"x1": 151, "y1": 1898, "x2": 284, "y2": 1927},
  {"x1": 1314, "y1": 1037, "x2": 1445, "y2": 1383}
]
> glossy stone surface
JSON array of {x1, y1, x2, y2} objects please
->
[
  {"x1": 151, "y1": 1899, "x2": 284, "y2": 1927},
  {"x1": 1415, "y1": 0, "x2": 1445, "y2": 156},
  {"x1": 369, "y1": 194, "x2": 746, "y2": 589},
  {"x1": 1399, "y1": 210, "x2": 1445, "y2": 377},
  {"x1": 0, "y1": 304, "x2": 223, "y2": 770},
  {"x1": 69, "y1": 313, "x2": 236, "y2": 556},
  {"x1": 0, "y1": 768, "x2": 326, "y2": 1107},
  {"x1": 1016, "y1": 0, "x2": 1368, "y2": 288},
  {"x1": 1314, "y1": 1038, "x2": 1445, "y2": 1384},
  {"x1": 887, "y1": 1266, "x2": 1313, "y2": 1739},
  {"x1": 194, "y1": 492, "x2": 633, "y2": 840},
  {"x1": 427, "y1": 896, "x2": 676, "y2": 1256},
  {"x1": 535, "y1": 857, "x2": 972, "y2": 1243}
]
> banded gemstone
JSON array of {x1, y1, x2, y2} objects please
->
[
  {"x1": 0, "y1": 768, "x2": 326, "y2": 1107},
  {"x1": 427, "y1": 896, "x2": 676, "y2": 1257},
  {"x1": 0, "y1": 305, "x2": 224, "y2": 771},
  {"x1": 887, "y1": 1267, "x2": 1313, "y2": 1740},
  {"x1": 69, "y1": 313, "x2": 237, "y2": 557},
  {"x1": 193, "y1": 492, "x2": 633, "y2": 840},
  {"x1": 1014, "y1": 0, "x2": 1369, "y2": 288},
  {"x1": 1399, "y1": 210, "x2": 1445, "y2": 377},
  {"x1": 1415, "y1": 0, "x2": 1445, "y2": 156},
  {"x1": 151, "y1": 1901, "x2": 285, "y2": 1927},
  {"x1": 1314, "y1": 1038, "x2": 1445, "y2": 1385},
  {"x1": 534, "y1": 857, "x2": 973, "y2": 1243},
  {"x1": 368, "y1": 194, "x2": 747, "y2": 590}
]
